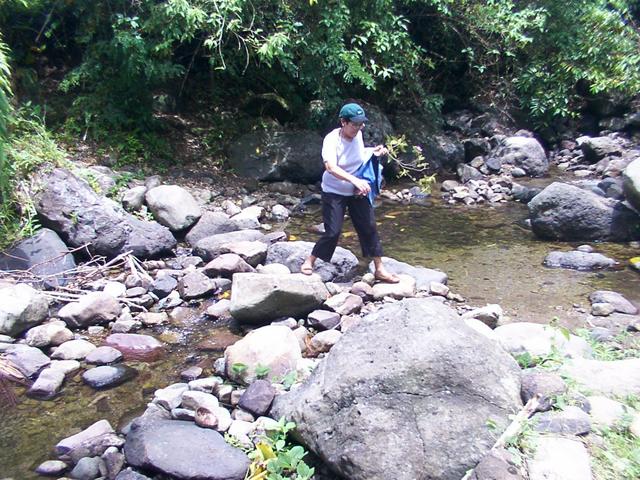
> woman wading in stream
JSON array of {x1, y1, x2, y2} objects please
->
[{"x1": 301, "y1": 102, "x2": 400, "y2": 283}]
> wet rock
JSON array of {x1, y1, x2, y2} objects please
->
[
  {"x1": 85, "y1": 346, "x2": 123, "y2": 365},
  {"x1": 56, "y1": 420, "x2": 115, "y2": 456},
  {"x1": 136, "y1": 312, "x2": 169, "y2": 326},
  {"x1": 178, "y1": 271, "x2": 216, "y2": 300},
  {"x1": 238, "y1": 380, "x2": 276, "y2": 417},
  {"x1": 309, "y1": 329, "x2": 342, "y2": 353},
  {"x1": 115, "y1": 467, "x2": 152, "y2": 480},
  {"x1": 520, "y1": 371, "x2": 567, "y2": 412},
  {"x1": 124, "y1": 417, "x2": 250, "y2": 480},
  {"x1": 202, "y1": 253, "x2": 255, "y2": 278},
  {"x1": 323, "y1": 292, "x2": 363, "y2": 316},
  {"x1": 493, "y1": 322, "x2": 592, "y2": 361},
  {"x1": 102, "y1": 447, "x2": 125, "y2": 480},
  {"x1": 270, "y1": 204, "x2": 290, "y2": 221},
  {"x1": 0, "y1": 283, "x2": 49, "y2": 336},
  {"x1": 307, "y1": 310, "x2": 340, "y2": 330},
  {"x1": 0, "y1": 228, "x2": 76, "y2": 288},
  {"x1": 533, "y1": 406, "x2": 591, "y2": 435},
  {"x1": 368, "y1": 257, "x2": 447, "y2": 290},
  {"x1": 205, "y1": 299, "x2": 231, "y2": 319},
  {"x1": 225, "y1": 325, "x2": 302, "y2": 385},
  {"x1": 145, "y1": 185, "x2": 201, "y2": 231},
  {"x1": 589, "y1": 290, "x2": 638, "y2": 314},
  {"x1": 560, "y1": 357, "x2": 640, "y2": 397},
  {"x1": 528, "y1": 182, "x2": 640, "y2": 241},
  {"x1": 153, "y1": 383, "x2": 189, "y2": 410},
  {"x1": 266, "y1": 241, "x2": 358, "y2": 282},
  {"x1": 184, "y1": 211, "x2": 242, "y2": 246},
  {"x1": 218, "y1": 241, "x2": 268, "y2": 267},
  {"x1": 51, "y1": 339, "x2": 97, "y2": 360},
  {"x1": 544, "y1": 250, "x2": 617, "y2": 270},
  {"x1": 58, "y1": 292, "x2": 122, "y2": 329},
  {"x1": 35, "y1": 459, "x2": 69, "y2": 477},
  {"x1": 180, "y1": 366, "x2": 202, "y2": 381},
  {"x1": 271, "y1": 298, "x2": 522, "y2": 480},
  {"x1": 104, "y1": 333, "x2": 164, "y2": 362},
  {"x1": 150, "y1": 275, "x2": 177, "y2": 299},
  {"x1": 228, "y1": 130, "x2": 324, "y2": 183},
  {"x1": 4, "y1": 343, "x2": 50, "y2": 378},
  {"x1": 528, "y1": 436, "x2": 591, "y2": 480},
  {"x1": 70, "y1": 456, "x2": 103, "y2": 480},
  {"x1": 193, "y1": 230, "x2": 265, "y2": 262},
  {"x1": 371, "y1": 274, "x2": 416, "y2": 300},
  {"x1": 441, "y1": 180, "x2": 460, "y2": 192},
  {"x1": 28, "y1": 367, "x2": 66, "y2": 399},
  {"x1": 25, "y1": 320, "x2": 73, "y2": 348},
  {"x1": 82, "y1": 365, "x2": 137, "y2": 389},
  {"x1": 229, "y1": 273, "x2": 329, "y2": 324},
  {"x1": 460, "y1": 304, "x2": 503, "y2": 329},
  {"x1": 511, "y1": 183, "x2": 541, "y2": 203},
  {"x1": 35, "y1": 169, "x2": 176, "y2": 259}
]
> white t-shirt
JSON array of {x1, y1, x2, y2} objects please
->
[{"x1": 321, "y1": 128, "x2": 373, "y2": 196}]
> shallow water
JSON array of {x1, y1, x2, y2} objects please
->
[{"x1": 1, "y1": 192, "x2": 639, "y2": 478}]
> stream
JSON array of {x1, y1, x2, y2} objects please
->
[{"x1": 1, "y1": 187, "x2": 639, "y2": 479}]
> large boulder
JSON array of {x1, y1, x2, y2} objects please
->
[
  {"x1": 185, "y1": 211, "x2": 242, "y2": 246},
  {"x1": 266, "y1": 241, "x2": 358, "y2": 282},
  {"x1": 271, "y1": 298, "x2": 522, "y2": 480},
  {"x1": 228, "y1": 130, "x2": 323, "y2": 183},
  {"x1": 35, "y1": 169, "x2": 176, "y2": 259},
  {"x1": 145, "y1": 185, "x2": 201, "y2": 232},
  {"x1": 578, "y1": 136, "x2": 623, "y2": 163},
  {"x1": 486, "y1": 136, "x2": 548, "y2": 177},
  {"x1": 0, "y1": 228, "x2": 76, "y2": 288},
  {"x1": 0, "y1": 283, "x2": 49, "y2": 336},
  {"x1": 623, "y1": 157, "x2": 640, "y2": 211},
  {"x1": 528, "y1": 182, "x2": 640, "y2": 241},
  {"x1": 124, "y1": 415, "x2": 249, "y2": 480},
  {"x1": 229, "y1": 273, "x2": 329, "y2": 324}
]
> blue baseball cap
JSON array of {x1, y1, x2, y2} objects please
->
[{"x1": 339, "y1": 103, "x2": 368, "y2": 122}]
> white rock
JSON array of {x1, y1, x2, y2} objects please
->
[
  {"x1": 181, "y1": 390, "x2": 219, "y2": 412},
  {"x1": 463, "y1": 318, "x2": 496, "y2": 340},
  {"x1": 560, "y1": 358, "x2": 640, "y2": 397},
  {"x1": 214, "y1": 406, "x2": 233, "y2": 432},
  {"x1": 51, "y1": 339, "x2": 96, "y2": 360},
  {"x1": 310, "y1": 330, "x2": 342, "y2": 353},
  {"x1": 49, "y1": 359, "x2": 81, "y2": 376},
  {"x1": 493, "y1": 322, "x2": 592, "y2": 360},
  {"x1": 588, "y1": 395, "x2": 628, "y2": 428},
  {"x1": 460, "y1": 304, "x2": 503, "y2": 329},
  {"x1": 371, "y1": 274, "x2": 416, "y2": 300},
  {"x1": 528, "y1": 436, "x2": 592, "y2": 480},
  {"x1": 256, "y1": 263, "x2": 291, "y2": 275},
  {"x1": 0, "y1": 283, "x2": 49, "y2": 337},
  {"x1": 103, "y1": 281, "x2": 127, "y2": 298},
  {"x1": 153, "y1": 383, "x2": 189, "y2": 410},
  {"x1": 145, "y1": 185, "x2": 202, "y2": 231},
  {"x1": 25, "y1": 321, "x2": 74, "y2": 348}
]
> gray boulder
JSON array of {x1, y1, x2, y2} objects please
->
[
  {"x1": 145, "y1": 185, "x2": 202, "y2": 232},
  {"x1": 185, "y1": 211, "x2": 242, "y2": 246},
  {"x1": 578, "y1": 136, "x2": 623, "y2": 163},
  {"x1": 124, "y1": 416, "x2": 249, "y2": 480},
  {"x1": 35, "y1": 169, "x2": 176, "y2": 259},
  {"x1": 0, "y1": 228, "x2": 76, "y2": 288},
  {"x1": 528, "y1": 182, "x2": 640, "y2": 241},
  {"x1": 589, "y1": 290, "x2": 638, "y2": 315},
  {"x1": 623, "y1": 158, "x2": 640, "y2": 211},
  {"x1": 229, "y1": 273, "x2": 329, "y2": 324},
  {"x1": 0, "y1": 283, "x2": 49, "y2": 336},
  {"x1": 271, "y1": 298, "x2": 522, "y2": 480},
  {"x1": 457, "y1": 164, "x2": 483, "y2": 183},
  {"x1": 544, "y1": 250, "x2": 616, "y2": 270},
  {"x1": 228, "y1": 130, "x2": 324, "y2": 183},
  {"x1": 193, "y1": 230, "x2": 265, "y2": 262},
  {"x1": 266, "y1": 241, "x2": 358, "y2": 282},
  {"x1": 4, "y1": 344, "x2": 51, "y2": 378},
  {"x1": 486, "y1": 136, "x2": 548, "y2": 177},
  {"x1": 57, "y1": 292, "x2": 122, "y2": 329}
]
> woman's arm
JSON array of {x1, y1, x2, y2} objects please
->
[{"x1": 324, "y1": 156, "x2": 371, "y2": 195}]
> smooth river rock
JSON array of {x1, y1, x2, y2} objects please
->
[
  {"x1": 83, "y1": 365, "x2": 138, "y2": 389},
  {"x1": 104, "y1": 333, "x2": 164, "y2": 361},
  {"x1": 0, "y1": 283, "x2": 49, "y2": 337}
]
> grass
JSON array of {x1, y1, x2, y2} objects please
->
[{"x1": 576, "y1": 329, "x2": 640, "y2": 361}]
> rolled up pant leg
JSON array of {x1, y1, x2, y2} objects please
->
[
  {"x1": 348, "y1": 195, "x2": 383, "y2": 258},
  {"x1": 311, "y1": 192, "x2": 348, "y2": 262}
]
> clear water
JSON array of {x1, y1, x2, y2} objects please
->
[{"x1": 1, "y1": 193, "x2": 639, "y2": 478}]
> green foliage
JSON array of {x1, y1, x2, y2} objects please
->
[
  {"x1": 231, "y1": 363, "x2": 248, "y2": 376},
  {"x1": 255, "y1": 364, "x2": 271, "y2": 379},
  {"x1": 386, "y1": 134, "x2": 436, "y2": 194},
  {"x1": 245, "y1": 418, "x2": 315, "y2": 480},
  {"x1": 576, "y1": 329, "x2": 640, "y2": 361}
]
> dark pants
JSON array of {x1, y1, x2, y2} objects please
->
[{"x1": 311, "y1": 191, "x2": 383, "y2": 262}]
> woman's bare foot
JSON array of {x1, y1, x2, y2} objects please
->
[
  {"x1": 374, "y1": 268, "x2": 400, "y2": 283},
  {"x1": 301, "y1": 257, "x2": 315, "y2": 275}
]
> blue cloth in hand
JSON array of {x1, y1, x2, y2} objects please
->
[{"x1": 355, "y1": 154, "x2": 383, "y2": 206}]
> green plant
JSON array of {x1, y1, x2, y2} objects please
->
[
  {"x1": 576, "y1": 329, "x2": 640, "y2": 361},
  {"x1": 385, "y1": 134, "x2": 436, "y2": 194},
  {"x1": 255, "y1": 364, "x2": 271, "y2": 379},
  {"x1": 279, "y1": 371, "x2": 297, "y2": 391},
  {"x1": 232, "y1": 363, "x2": 249, "y2": 376},
  {"x1": 245, "y1": 418, "x2": 314, "y2": 480}
]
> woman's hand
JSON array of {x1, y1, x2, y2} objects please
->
[
  {"x1": 372, "y1": 144, "x2": 388, "y2": 156},
  {"x1": 352, "y1": 178, "x2": 371, "y2": 196}
]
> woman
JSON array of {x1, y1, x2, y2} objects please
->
[{"x1": 301, "y1": 102, "x2": 400, "y2": 283}]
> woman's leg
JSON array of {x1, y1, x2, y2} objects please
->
[{"x1": 302, "y1": 192, "x2": 347, "y2": 274}]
